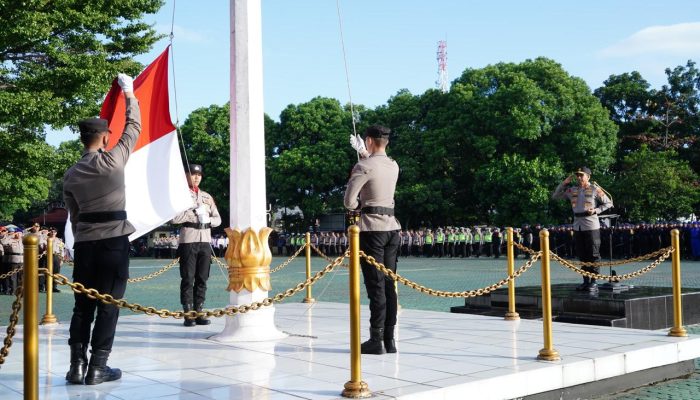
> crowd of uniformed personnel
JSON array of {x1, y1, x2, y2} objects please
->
[
  {"x1": 0, "y1": 223, "x2": 67, "y2": 295},
  {"x1": 390, "y1": 222, "x2": 700, "y2": 260},
  {"x1": 264, "y1": 221, "x2": 700, "y2": 262}
]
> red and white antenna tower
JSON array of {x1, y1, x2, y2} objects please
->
[{"x1": 436, "y1": 40, "x2": 448, "y2": 93}]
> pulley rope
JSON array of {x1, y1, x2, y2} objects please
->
[{"x1": 335, "y1": 0, "x2": 360, "y2": 161}]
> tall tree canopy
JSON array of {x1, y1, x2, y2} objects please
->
[{"x1": 0, "y1": 0, "x2": 165, "y2": 219}]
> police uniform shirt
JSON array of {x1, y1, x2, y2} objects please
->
[
  {"x1": 553, "y1": 182, "x2": 613, "y2": 231},
  {"x1": 172, "y1": 188, "x2": 222, "y2": 244},
  {"x1": 63, "y1": 97, "x2": 142, "y2": 242},
  {"x1": 344, "y1": 152, "x2": 401, "y2": 232},
  {"x1": 6, "y1": 236, "x2": 23, "y2": 264}
]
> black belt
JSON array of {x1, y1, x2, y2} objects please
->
[
  {"x1": 361, "y1": 206, "x2": 395, "y2": 216},
  {"x1": 181, "y1": 222, "x2": 211, "y2": 230},
  {"x1": 78, "y1": 211, "x2": 127, "y2": 223},
  {"x1": 574, "y1": 212, "x2": 591, "y2": 217},
  {"x1": 7, "y1": 252, "x2": 21, "y2": 255}
]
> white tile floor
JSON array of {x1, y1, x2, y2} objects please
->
[{"x1": 1, "y1": 302, "x2": 699, "y2": 400}]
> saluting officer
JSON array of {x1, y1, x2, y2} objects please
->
[
  {"x1": 346, "y1": 125, "x2": 401, "y2": 355},
  {"x1": 172, "y1": 164, "x2": 222, "y2": 327},
  {"x1": 63, "y1": 74, "x2": 137, "y2": 385},
  {"x1": 553, "y1": 167, "x2": 613, "y2": 292}
]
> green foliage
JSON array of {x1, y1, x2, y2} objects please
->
[
  {"x1": 0, "y1": 130, "x2": 54, "y2": 219},
  {"x1": 0, "y1": 0, "x2": 164, "y2": 220},
  {"x1": 267, "y1": 97, "x2": 356, "y2": 221},
  {"x1": 474, "y1": 154, "x2": 564, "y2": 226},
  {"x1": 610, "y1": 146, "x2": 700, "y2": 221}
]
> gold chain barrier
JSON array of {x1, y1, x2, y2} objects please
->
[
  {"x1": 359, "y1": 250, "x2": 541, "y2": 298},
  {"x1": 0, "y1": 266, "x2": 23, "y2": 280},
  {"x1": 310, "y1": 243, "x2": 350, "y2": 268},
  {"x1": 271, "y1": 245, "x2": 306, "y2": 273},
  {"x1": 0, "y1": 287, "x2": 23, "y2": 367},
  {"x1": 515, "y1": 241, "x2": 672, "y2": 268},
  {"x1": 127, "y1": 258, "x2": 180, "y2": 283},
  {"x1": 45, "y1": 252, "x2": 347, "y2": 320},
  {"x1": 551, "y1": 249, "x2": 672, "y2": 282}
]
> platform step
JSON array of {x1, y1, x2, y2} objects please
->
[{"x1": 555, "y1": 312, "x2": 627, "y2": 328}]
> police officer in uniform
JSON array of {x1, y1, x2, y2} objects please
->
[
  {"x1": 553, "y1": 167, "x2": 613, "y2": 291},
  {"x1": 172, "y1": 164, "x2": 222, "y2": 327},
  {"x1": 346, "y1": 125, "x2": 401, "y2": 354},
  {"x1": 63, "y1": 74, "x2": 137, "y2": 385}
]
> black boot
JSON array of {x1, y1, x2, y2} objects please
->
[
  {"x1": 384, "y1": 326, "x2": 397, "y2": 353},
  {"x1": 194, "y1": 303, "x2": 211, "y2": 326},
  {"x1": 84, "y1": 349, "x2": 121, "y2": 385},
  {"x1": 65, "y1": 343, "x2": 88, "y2": 384},
  {"x1": 361, "y1": 327, "x2": 385, "y2": 355},
  {"x1": 183, "y1": 304, "x2": 196, "y2": 327},
  {"x1": 575, "y1": 276, "x2": 590, "y2": 291}
]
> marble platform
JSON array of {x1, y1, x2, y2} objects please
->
[{"x1": 1, "y1": 302, "x2": 699, "y2": 400}]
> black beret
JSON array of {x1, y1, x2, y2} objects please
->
[
  {"x1": 575, "y1": 166, "x2": 592, "y2": 176},
  {"x1": 78, "y1": 118, "x2": 109, "y2": 136},
  {"x1": 364, "y1": 125, "x2": 391, "y2": 139},
  {"x1": 187, "y1": 164, "x2": 203, "y2": 174}
]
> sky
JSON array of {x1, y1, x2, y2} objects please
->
[{"x1": 46, "y1": 0, "x2": 700, "y2": 146}]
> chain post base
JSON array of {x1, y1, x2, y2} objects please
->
[
  {"x1": 302, "y1": 297, "x2": 316, "y2": 304},
  {"x1": 40, "y1": 314, "x2": 58, "y2": 325},
  {"x1": 537, "y1": 348, "x2": 561, "y2": 361},
  {"x1": 504, "y1": 312, "x2": 520, "y2": 321},
  {"x1": 341, "y1": 380, "x2": 371, "y2": 398},
  {"x1": 668, "y1": 327, "x2": 688, "y2": 337}
]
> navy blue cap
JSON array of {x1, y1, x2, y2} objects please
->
[{"x1": 78, "y1": 118, "x2": 109, "y2": 136}]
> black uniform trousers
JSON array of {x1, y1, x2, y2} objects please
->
[
  {"x1": 360, "y1": 230, "x2": 400, "y2": 329},
  {"x1": 575, "y1": 229, "x2": 601, "y2": 282},
  {"x1": 178, "y1": 242, "x2": 212, "y2": 306},
  {"x1": 69, "y1": 235, "x2": 129, "y2": 351}
]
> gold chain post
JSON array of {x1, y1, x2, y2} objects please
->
[
  {"x1": 669, "y1": 229, "x2": 687, "y2": 337},
  {"x1": 504, "y1": 227, "x2": 519, "y2": 320},
  {"x1": 537, "y1": 229, "x2": 560, "y2": 361},
  {"x1": 23, "y1": 234, "x2": 39, "y2": 400},
  {"x1": 303, "y1": 232, "x2": 315, "y2": 303},
  {"x1": 342, "y1": 225, "x2": 371, "y2": 398},
  {"x1": 41, "y1": 237, "x2": 58, "y2": 325}
]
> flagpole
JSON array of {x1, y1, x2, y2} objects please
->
[{"x1": 209, "y1": 0, "x2": 285, "y2": 342}]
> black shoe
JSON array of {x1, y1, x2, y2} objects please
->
[
  {"x1": 53, "y1": 288, "x2": 61, "y2": 293},
  {"x1": 361, "y1": 327, "x2": 385, "y2": 355},
  {"x1": 65, "y1": 343, "x2": 88, "y2": 384},
  {"x1": 194, "y1": 303, "x2": 211, "y2": 326},
  {"x1": 84, "y1": 349, "x2": 121, "y2": 385},
  {"x1": 587, "y1": 283, "x2": 599, "y2": 292},
  {"x1": 384, "y1": 326, "x2": 397, "y2": 353},
  {"x1": 183, "y1": 304, "x2": 196, "y2": 327}
]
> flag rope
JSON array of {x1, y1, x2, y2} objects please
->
[{"x1": 335, "y1": 0, "x2": 360, "y2": 161}]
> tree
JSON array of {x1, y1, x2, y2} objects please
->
[
  {"x1": 611, "y1": 146, "x2": 700, "y2": 221},
  {"x1": 394, "y1": 57, "x2": 618, "y2": 225},
  {"x1": 268, "y1": 97, "x2": 357, "y2": 223},
  {"x1": 0, "y1": 0, "x2": 165, "y2": 220},
  {"x1": 474, "y1": 154, "x2": 564, "y2": 226}
]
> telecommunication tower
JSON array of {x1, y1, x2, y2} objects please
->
[{"x1": 436, "y1": 40, "x2": 448, "y2": 93}]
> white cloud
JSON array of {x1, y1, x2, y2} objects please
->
[
  {"x1": 155, "y1": 23, "x2": 207, "y2": 43},
  {"x1": 599, "y1": 22, "x2": 700, "y2": 58}
]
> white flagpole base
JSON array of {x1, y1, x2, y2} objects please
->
[{"x1": 208, "y1": 288, "x2": 287, "y2": 342}]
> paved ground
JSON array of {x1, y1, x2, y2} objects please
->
[{"x1": 1, "y1": 253, "x2": 699, "y2": 399}]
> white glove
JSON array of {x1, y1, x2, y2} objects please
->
[
  {"x1": 349, "y1": 133, "x2": 369, "y2": 158},
  {"x1": 117, "y1": 73, "x2": 134, "y2": 93},
  {"x1": 195, "y1": 204, "x2": 211, "y2": 224}
]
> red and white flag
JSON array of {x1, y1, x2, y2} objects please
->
[{"x1": 66, "y1": 47, "x2": 192, "y2": 250}]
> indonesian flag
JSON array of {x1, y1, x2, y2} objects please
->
[{"x1": 65, "y1": 47, "x2": 192, "y2": 250}]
